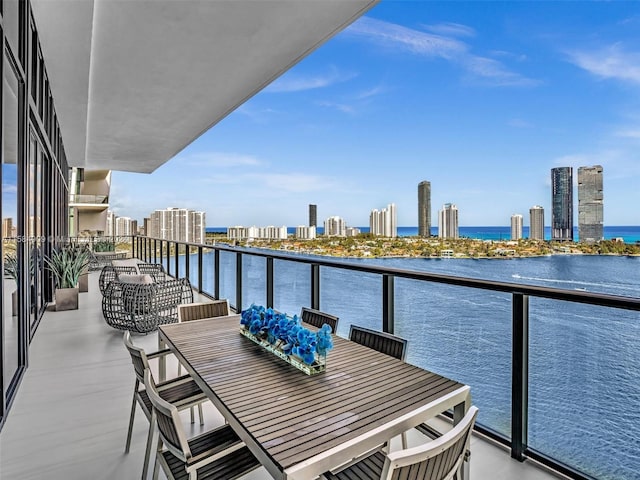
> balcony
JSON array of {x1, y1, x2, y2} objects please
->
[
  {"x1": 68, "y1": 194, "x2": 110, "y2": 209},
  {"x1": 0, "y1": 270, "x2": 560, "y2": 479}
]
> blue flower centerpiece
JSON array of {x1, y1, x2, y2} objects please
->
[{"x1": 240, "y1": 304, "x2": 333, "y2": 375}]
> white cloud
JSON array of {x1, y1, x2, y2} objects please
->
[
  {"x1": 316, "y1": 100, "x2": 356, "y2": 114},
  {"x1": 346, "y1": 17, "x2": 538, "y2": 87},
  {"x1": 2, "y1": 184, "x2": 17, "y2": 194},
  {"x1": 567, "y1": 44, "x2": 640, "y2": 85},
  {"x1": 265, "y1": 67, "x2": 357, "y2": 93},
  {"x1": 423, "y1": 22, "x2": 476, "y2": 38},
  {"x1": 614, "y1": 128, "x2": 640, "y2": 139}
]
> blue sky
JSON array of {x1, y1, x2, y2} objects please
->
[{"x1": 111, "y1": 1, "x2": 640, "y2": 228}]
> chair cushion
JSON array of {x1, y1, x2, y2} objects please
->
[
  {"x1": 112, "y1": 258, "x2": 142, "y2": 272},
  {"x1": 118, "y1": 274, "x2": 154, "y2": 284}
]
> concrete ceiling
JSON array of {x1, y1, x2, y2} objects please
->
[{"x1": 30, "y1": 0, "x2": 378, "y2": 173}]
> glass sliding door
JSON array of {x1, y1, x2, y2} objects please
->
[{"x1": 2, "y1": 54, "x2": 22, "y2": 398}]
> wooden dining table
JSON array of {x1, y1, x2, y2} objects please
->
[{"x1": 159, "y1": 314, "x2": 471, "y2": 480}]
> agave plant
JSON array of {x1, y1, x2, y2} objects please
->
[
  {"x1": 4, "y1": 254, "x2": 18, "y2": 282},
  {"x1": 44, "y1": 245, "x2": 90, "y2": 289}
]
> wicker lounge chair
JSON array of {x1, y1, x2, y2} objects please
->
[
  {"x1": 99, "y1": 262, "x2": 167, "y2": 295},
  {"x1": 102, "y1": 277, "x2": 194, "y2": 333}
]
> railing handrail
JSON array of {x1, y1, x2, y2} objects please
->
[{"x1": 136, "y1": 235, "x2": 640, "y2": 311}]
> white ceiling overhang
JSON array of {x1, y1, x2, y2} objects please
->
[{"x1": 30, "y1": 0, "x2": 378, "y2": 173}]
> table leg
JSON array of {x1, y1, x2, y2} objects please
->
[{"x1": 158, "y1": 335, "x2": 166, "y2": 382}]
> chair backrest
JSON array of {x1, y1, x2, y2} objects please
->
[
  {"x1": 381, "y1": 406, "x2": 478, "y2": 480},
  {"x1": 178, "y1": 300, "x2": 230, "y2": 322},
  {"x1": 123, "y1": 331, "x2": 151, "y2": 383},
  {"x1": 349, "y1": 325, "x2": 408, "y2": 361},
  {"x1": 143, "y1": 368, "x2": 192, "y2": 463},
  {"x1": 301, "y1": 307, "x2": 339, "y2": 333}
]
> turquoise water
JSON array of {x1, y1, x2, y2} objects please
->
[
  {"x1": 207, "y1": 225, "x2": 640, "y2": 243},
  {"x1": 173, "y1": 250, "x2": 640, "y2": 480}
]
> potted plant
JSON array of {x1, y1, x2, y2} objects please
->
[
  {"x1": 4, "y1": 254, "x2": 18, "y2": 316},
  {"x1": 44, "y1": 245, "x2": 90, "y2": 311}
]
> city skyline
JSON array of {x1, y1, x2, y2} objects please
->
[{"x1": 109, "y1": 3, "x2": 640, "y2": 227}]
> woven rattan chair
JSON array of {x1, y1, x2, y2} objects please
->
[
  {"x1": 301, "y1": 307, "x2": 339, "y2": 333},
  {"x1": 349, "y1": 325, "x2": 408, "y2": 361},
  {"x1": 143, "y1": 368, "x2": 261, "y2": 480},
  {"x1": 176, "y1": 300, "x2": 230, "y2": 375},
  {"x1": 124, "y1": 332, "x2": 208, "y2": 480},
  {"x1": 138, "y1": 262, "x2": 167, "y2": 281},
  {"x1": 322, "y1": 406, "x2": 478, "y2": 480},
  {"x1": 102, "y1": 278, "x2": 194, "y2": 333},
  {"x1": 99, "y1": 265, "x2": 138, "y2": 295}
]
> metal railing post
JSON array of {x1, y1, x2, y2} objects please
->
[
  {"x1": 197, "y1": 246, "x2": 203, "y2": 293},
  {"x1": 382, "y1": 274, "x2": 395, "y2": 334},
  {"x1": 153, "y1": 239, "x2": 157, "y2": 263},
  {"x1": 236, "y1": 252, "x2": 243, "y2": 312},
  {"x1": 131, "y1": 235, "x2": 135, "y2": 258},
  {"x1": 174, "y1": 242, "x2": 179, "y2": 277},
  {"x1": 512, "y1": 293, "x2": 529, "y2": 461},
  {"x1": 185, "y1": 244, "x2": 190, "y2": 280},
  {"x1": 311, "y1": 264, "x2": 320, "y2": 310},
  {"x1": 214, "y1": 249, "x2": 220, "y2": 300},
  {"x1": 266, "y1": 257, "x2": 274, "y2": 309}
]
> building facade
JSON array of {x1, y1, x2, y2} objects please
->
[
  {"x1": 324, "y1": 216, "x2": 346, "y2": 237},
  {"x1": 438, "y1": 204, "x2": 459, "y2": 239},
  {"x1": 511, "y1": 214, "x2": 523, "y2": 240},
  {"x1": 418, "y1": 181, "x2": 431, "y2": 237},
  {"x1": 227, "y1": 225, "x2": 287, "y2": 240},
  {"x1": 577, "y1": 165, "x2": 603, "y2": 243},
  {"x1": 115, "y1": 217, "x2": 135, "y2": 236},
  {"x1": 296, "y1": 226, "x2": 316, "y2": 240},
  {"x1": 309, "y1": 204, "x2": 317, "y2": 227},
  {"x1": 551, "y1": 167, "x2": 573, "y2": 241},
  {"x1": 149, "y1": 207, "x2": 205, "y2": 243},
  {"x1": 369, "y1": 203, "x2": 397, "y2": 238},
  {"x1": 529, "y1": 205, "x2": 545, "y2": 240}
]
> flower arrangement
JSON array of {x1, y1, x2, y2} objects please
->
[{"x1": 240, "y1": 305, "x2": 333, "y2": 373}]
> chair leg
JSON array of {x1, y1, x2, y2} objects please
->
[
  {"x1": 198, "y1": 403, "x2": 204, "y2": 426},
  {"x1": 142, "y1": 414, "x2": 156, "y2": 480},
  {"x1": 177, "y1": 363, "x2": 182, "y2": 376},
  {"x1": 125, "y1": 382, "x2": 139, "y2": 453},
  {"x1": 401, "y1": 432, "x2": 408, "y2": 450},
  {"x1": 190, "y1": 406, "x2": 195, "y2": 424},
  {"x1": 152, "y1": 458, "x2": 160, "y2": 480}
]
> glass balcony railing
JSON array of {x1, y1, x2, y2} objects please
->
[
  {"x1": 68, "y1": 194, "x2": 109, "y2": 204},
  {"x1": 133, "y1": 235, "x2": 640, "y2": 480}
]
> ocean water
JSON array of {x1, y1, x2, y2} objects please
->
[
  {"x1": 174, "y1": 250, "x2": 640, "y2": 480},
  {"x1": 207, "y1": 225, "x2": 640, "y2": 243}
]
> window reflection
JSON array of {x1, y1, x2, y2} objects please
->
[{"x1": 3, "y1": 56, "x2": 20, "y2": 394}]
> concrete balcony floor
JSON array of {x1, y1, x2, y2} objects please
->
[{"x1": 0, "y1": 273, "x2": 564, "y2": 479}]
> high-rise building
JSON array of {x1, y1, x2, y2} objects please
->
[
  {"x1": 418, "y1": 181, "x2": 431, "y2": 237},
  {"x1": 578, "y1": 165, "x2": 604, "y2": 243},
  {"x1": 149, "y1": 207, "x2": 205, "y2": 243},
  {"x1": 2, "y1": 218, "x2": 13, "y2": 239},
  {"x1": 106, "y1": 210, "x2": 116, "y2": 236},
  {"x1": 142, "y1": 217, "x2": 151, "y2": 236},
  {"x1": 115, "y1": 217, "x2": 135, "y2": 236},
  {"x1": 438, "y1": 203, "x2": 459, "y2": 239},
  {"x1": 324, "y1": 216, "x2": 346, "y2": 237},
  {"x1": 309, "y1": 204, "x2": 317, "y2": 227},
  {"x1": 551, "y1": 167, "x2": 573, "y2": 241},
  {"x1": 369, "y1": 203, "x2": 397, "y2": 238},
  {"x1": 511, "y1": 214, "x2": 523, "y2": 240},
  {"x1": 296, "y1": 226, "x2": 316, "y2": 239},
  {"x1": 529, "y1": 205, "x2": 545, "y2": 240}
]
